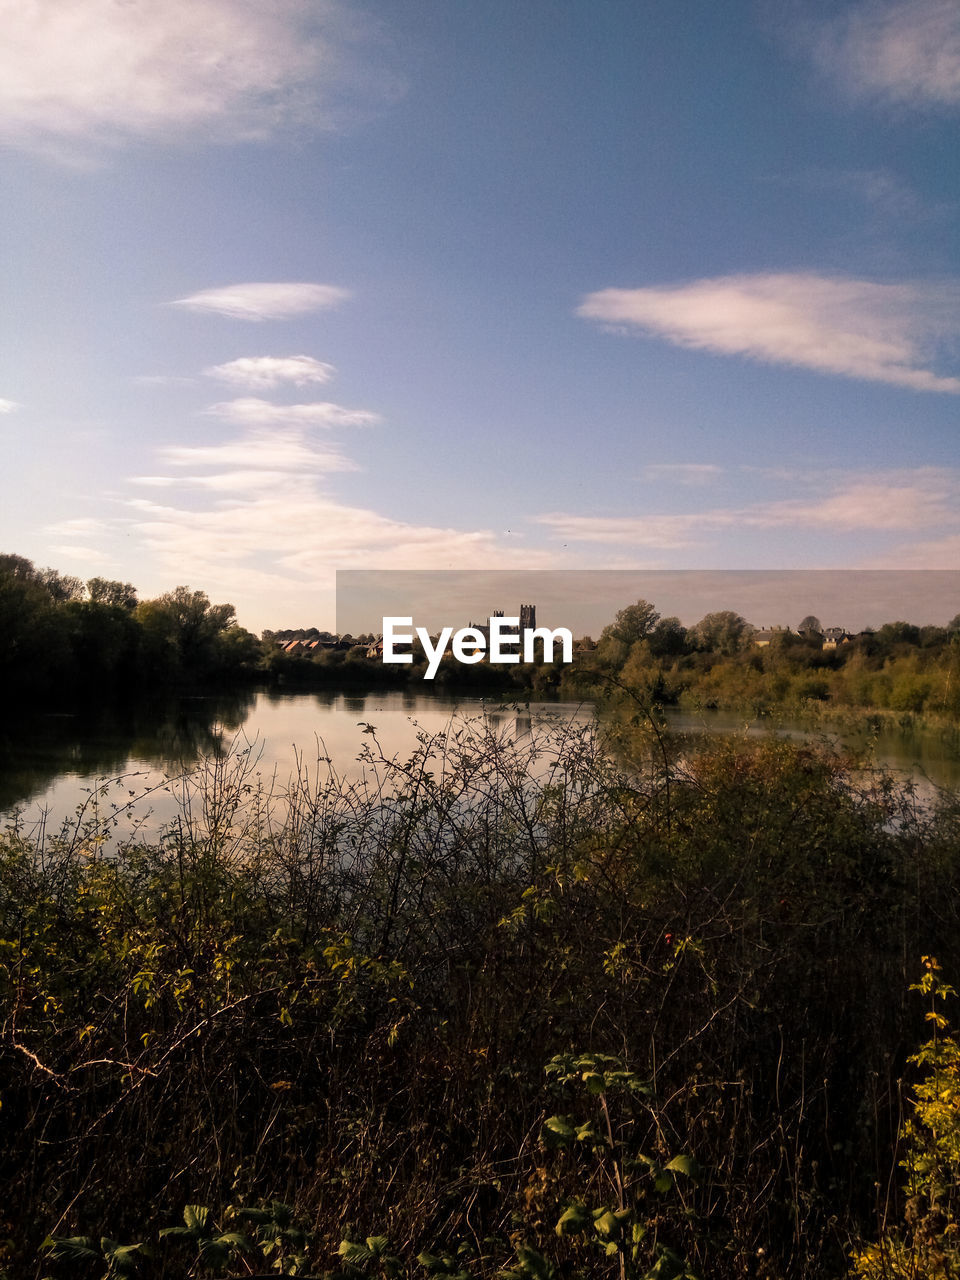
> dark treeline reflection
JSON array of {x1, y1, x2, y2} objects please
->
[{"x1": 0, "y1": 689, "x2": 257, "y2": 811}]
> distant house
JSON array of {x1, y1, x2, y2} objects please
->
[
  {"x1": 821, "y1": 627, "x2": 852, "y2": 650},
  {"x1": 753, "y1": 626, "x2": 793, "y2": 648}
]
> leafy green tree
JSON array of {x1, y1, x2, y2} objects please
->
[
  {"x1": 601, "y1": 600, "x2": 660, "y2": 647},
  {"x1": 214, "y1": 624, "x2": 263, "y2": 674},
  {"x1": 36, "y1": 566, "x2": 84, "y2": 602},
  {"x1": 136, "y1": 586, "x2": 237, "y2": 678},
  {"x1": 0, "y1": 551, "x2": 37, "y2": 580},
  {"x1": 87, "y1": 577, "x2": 138, "y2": 610},
  {"x1": 62, "y1": 599, "x2": 139, "y2": 682},
  {"x1": 690, "y1": 610, "x2": 751, "y2": 655},
  {"x1": 0, "y1": 554, "x2": 71, "y2": 689},
  {"x1": 877, "y1": 620, "x2": 921, "y2": 650},
  {"x1": 648, "y1": 615, "x2": 686, "y2": 657}
]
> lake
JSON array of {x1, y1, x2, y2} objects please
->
[{"x1": 2, "y1": 687, "x2": 958, "y2": 843}]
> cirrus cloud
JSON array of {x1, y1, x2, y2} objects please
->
[
  {"x1": 145, "y1": 428, "x2": 358, "y2": 477},
  {"x1": 203, "y1": 355, "x2": 337, "y2": 389},
  {"x1": 578, "y1": 272, "x2": 960, "y2": 392},
  {"x1": 204, "y1": 397, "x2": 379, "y2": 429},
  {"x1": 171, "y1": 282, "x2": 350, "y2": 321},
  {"x1": 538, "y1": 469, "x2": 960, "y2": 549}
]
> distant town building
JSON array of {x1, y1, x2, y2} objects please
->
[
  {"x1": 821, "y1": 627, "x2": 852, "y2": 650},
  {"x1": 753, "y1": 626, "x2": 792, "y2": 647}
]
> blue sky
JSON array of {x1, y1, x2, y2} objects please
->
[{"x1": 1, "y1": 0, "x2": 958, "y2": 631}]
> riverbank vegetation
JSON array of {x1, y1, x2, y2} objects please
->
[
  {"x1": 4, "y1": 554, "x2": 959, "y2": 724},
  {"x1": 4, "y1": 712, "x2": 960, "y2": 1278},
  {"x1": 569, "y1": 600, "x2": 960, "y2": 726}
]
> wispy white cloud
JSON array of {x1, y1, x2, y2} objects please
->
[
  {"x1": 0, "y1": 0, "x2": 376, "y2": 158},
  {"x1": 537, "y1": 512, "x2": 706, "y2": 550},
  {"x1": 127, "y1": 488, "x2": 553, "y2": 582},
  {"x1": 204, "y1": 397, "x2": 379, "y2": 428},
  {"x1": 123, "y1": 418, "x2": 559, "y2": 611},
  {"x1": 45, "y1": 516, "x2": 112, "y2": 538},
  {"x1": 579, "y1": 273, "x2": 960, "y2": 392},
  {"x1": 153, "y1": 428, "x2": 358, "y2": 475},
  {"x1": 171, "y1": 283, "x2": 350, "y2": 322},
  {"x1": 807, "y1": 0, "x2": 960, "y2": 108},
  {"x1": 124, "y1": 476, "x2": 555, "y2": 606},
  {"x1": 0, "y1": 399, "x2": 20, "y2": 414},
  {"x1": 42, "y1": 517, "x2": 115, "y2": 568},
  {"x1": 203, "y1": 355, "x2": 337, "y2": 389},
  {"x1": 539, "y1": 470, "x2": 960, "y2": 547},
  {"x1": 48, "y1": 544, "x2": 111, "y2": 565}
]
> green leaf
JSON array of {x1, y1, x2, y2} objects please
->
[
  {"x1": 642, "y1": 1246, "x2": 690, "y2": 1280},
  {"x1": 183, "y1": 1204, "x2": 210, "y2": 1233},
  {"x1": 664, "y1": 1153, "x2": 701, "y2": 1180},
  {"x1": 159, "y1": 1226, "x2": 194, "y2": 1242},
  {"x1": 592, "y1": 1208, "x2": 631, "y2": 1239},
  {"x1": 40, "y1": 1235, "x2": 99, "y2": 1261},
  {"x1": 339, "y1": 1238, "x2": 373, "y2": 1263},
  {"x1": 102, "y1": 1240, "x2": 152, "y2": 1276},
  {"x1": 555, "y1": 1202, "x2": 592, "y2": 1236},
  {"x1": 198, "y1": 1240, "x2": 229, "y2": 1268},
  {"x1": 541, "y1": 1114, "x2": 576, "y2": 1147},
  {"x1": 234, "y1": 1205, "x2": 272, "y2": 1225},
  {"x1": 511, "y1": 1245, "x2": 557, "y2": 1279},
  {"x1": 214, "y1": 1230, "x2": 252, "y2": 1252}
]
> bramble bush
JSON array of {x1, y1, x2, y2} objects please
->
[{"x1": 3, "y1": 714, "x2": 960, "y2": 1278}]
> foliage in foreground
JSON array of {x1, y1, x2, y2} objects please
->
[
  {"x1": 3, "y1": 714, "x2": 960, "y2": 1278},
  {"x1": 851, "y1": 959, "x2": 960, "y2": 1280}
]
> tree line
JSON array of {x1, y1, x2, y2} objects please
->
[
  {"x1": 577, "y1": 598, "x2": 960, "y2": 719},
  {"x1": 5, "y1": 551, "x2": 959, "y2": 717},
  {"x1": 0, "y1": 553, "x2": 261, "y2": 698}
]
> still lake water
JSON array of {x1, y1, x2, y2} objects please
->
[{"x1": 2, "y1": 687, "x2": 959, "y2": 841}]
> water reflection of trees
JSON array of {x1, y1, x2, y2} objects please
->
[{"x1": 0, "y1": 689, "x2": 257, "y2": 811}]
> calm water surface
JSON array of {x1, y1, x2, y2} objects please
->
[
  {"x1": 2, "y1": 688, "x2": 958, "y2": 840},
  {"x1": 0, "y1": 689, "x2": 594, "y2": 839}
]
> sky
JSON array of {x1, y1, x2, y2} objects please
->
[{"x1": 1, "y1": 0, "x2": 958, "y2": 633}]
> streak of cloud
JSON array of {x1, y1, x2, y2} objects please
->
[
  {"x1": 579, "y1": 273, "x2": 960, "y2": 392},
  {"x1": 172, "y1": 283, "x2": 351, "y2": 322}
]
